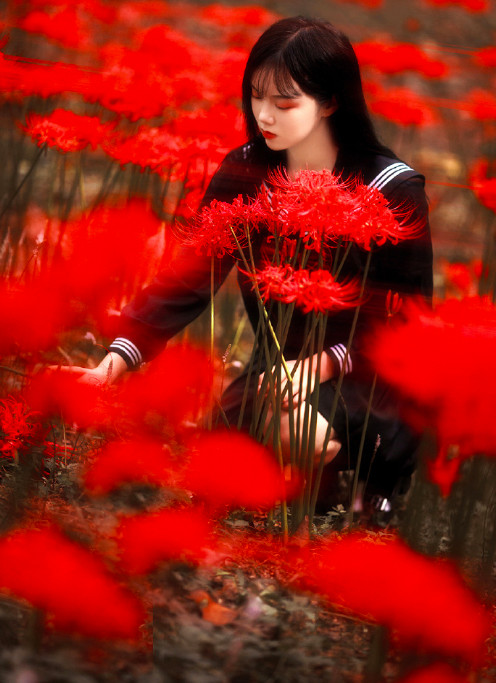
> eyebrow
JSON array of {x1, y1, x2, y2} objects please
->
[{"x1": 250, "y1": 85, "x2": 301, "y2": 99}]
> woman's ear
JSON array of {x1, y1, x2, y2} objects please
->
[{"x1": 322, "y1": 96, "x2": 338, "y2": 117}]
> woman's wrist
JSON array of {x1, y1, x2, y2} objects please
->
[{"x1": 97, "y1": 352, "x2": 128, "y2": 384}]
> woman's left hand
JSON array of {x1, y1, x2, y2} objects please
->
[{"x1": 258, "y1": 352, "x2": 335, "y2": 410}]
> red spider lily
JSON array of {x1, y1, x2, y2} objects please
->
[
  {"x1": 262, "y1": 169, "x2": 420, "y2": 251},
  {"x1": 369, "y1": 86, "x2": 439, "y2": 127},
  {"x1": 0, "y1": 397, "x2": 39, "y2": 459},
  {"x1": 355, "y1": 41, "x2": 448, "y2": 78},
  {"x1": 180, "y1": 430, "x2": 302, "y2": 510},
  {"x1": 422, "y1": 0, "x2": 488, "y2": 11},
  {"x1": 0, "y1": 279, "x2": 64, "y2": 354},
  {"x1": 115, "y1": 507, "x2": 213, "y2": 574},
  {"x1": 348, "y1": 183, "x2": 423, "y2": 250},
  {"x1": 296, "y1": 533, "x2": 490, "y2": 662},
  {"x1": 0, "y1": 526, "x2": 145, "y2": 639},
  {"x1": 473, "y1": 46, "x2": 496, "y2": 68},
  {"x1": 42, "y1": 440, "x2": 76, "y2": 462},
  {"x1": 397, "y1": 663, "x2": 472, "y2": 682},
  {"x1": 25, "y1": 369, "x2": 116, "y2": 431},
  {"x1": 82, "y1": 438, "x2": 178, "y2": 496},
  {"x1": 22, "y1": 108, "x2": 116, "y2": 153},
  {"x1": 254, "y1": 264, "x2": 362, "y2": 314},
  {"x1": 18, "y1": 7, "x2": 94, "y2": 50},
  {"x1": 368, "y1": 297, "x2": 496, "y2": 494},
  {"x1": 185, "y1": 195, "x2": 265, "y2": 258},
  {"x1": 466, "y1": 89, "x2": 496, "y2": 121},
  {"x1": 120, "y1": 344, "x2": 214, "y2": 430},
  {"x1": 262, "y1": 168, "x2": 355, "y2": 248}
]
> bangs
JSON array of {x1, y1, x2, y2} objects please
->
[{"x1": 251, "y1": 58, "x2": 300, "y2": 98}]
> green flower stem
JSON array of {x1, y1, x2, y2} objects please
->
[
  {"x1": 303, "y1": 313, "x2": 328, "y2": 522},
  {"x1": 236, "y1": 314, "x2": 264, "y2": 430},
  {"x1": 230, "y1": 226, "x2": 293, "y2": 383},
  {"x1": 207, "y1": 255, "x2": 215, "y2": 431},
  {"x1": 309, "y1": 248, "x2": 373, "y2": 526},
  {"x1": 346, "y1": 372, "x2": 377, "y2": 528},
  {"x1": 91, "y1": 160, "x2": 123, "y2": 211},
  {"x1": 332, "y1": 241, "x2": 353, "y2": 280},
  {"x1": 0, "y1": 143, "x2": 46, "y2": 226}
]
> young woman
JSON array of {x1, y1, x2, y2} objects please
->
[{"x1": 71, "y1": 17, "x2": 433, "y2": 511}]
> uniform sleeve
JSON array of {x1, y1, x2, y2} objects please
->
[
  {"x1": 324, "y1": 175, "x2": 433, "y2": 377},
  {"x1": 109, "y1": 148, "x2": 263, "y2": 368}
]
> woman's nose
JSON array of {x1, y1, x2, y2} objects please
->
[{"x1": 258, "y1": 103, "x2": 275, "y2": 125}]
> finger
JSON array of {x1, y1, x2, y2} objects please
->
[{"x1": 46, "y1": 365, "x2": 87, "y2": 376}]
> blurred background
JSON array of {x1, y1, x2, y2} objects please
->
[{"x1": 0, "y1": 0, "x2": 495, "y2": 362}]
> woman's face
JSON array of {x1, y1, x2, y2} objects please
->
[{"x1": 250, "y1": 71, "x2": 333, "y2": 155}]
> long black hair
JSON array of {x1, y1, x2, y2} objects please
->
[{"x1": 241, "y1": 16, "x2": 394, "y2": 160}]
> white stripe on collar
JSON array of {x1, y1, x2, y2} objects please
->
[{"x1": 368, "y1": 162, "x2": 413, "y2": 191}]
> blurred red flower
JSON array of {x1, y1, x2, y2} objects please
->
[
  {"x1": 469, "y1": 158, "x2": 496, "y2": 212},
  {"x1": 171, "y1": 103, "x2": 245, "y2": 159},
  {"x1": 198, "y1": 5, "x2": 280, "y2": 49},
  {"x1": 0, "y1": 526, "x2": 145, "y2": 639},
  {"x1": 120, "y1": 343, "x2": 214, "y2": 430},
  {"x1": 473, "y1": 46, "x2": 496, "y2": 68},
  {"x1": 297, "y1": 532, "x2": 490, "y2": 661},
  {"x1": 82, "y1": 438, "x2": 178, "y2": 495},
  {"x1": 0, "y1": 279, "x2": 63, "y2": 354},
  {"x1": 101, "y1": 125, "x2": 183, "y2": 174},
  {"x1": 368, "y1": 297, "x2": 496, "y2": 494},
  {"x1": 335, "y1": 0, "x2": 383, "y2": 6},
  {"x1": 26, "y1": 369, "x2": 115, "y2": 431},
  {"x1": 18, "y1": 7, "x2": 93, "y2": 50},
  {"x1": 57, "y1": 198, "x2": 164, "y2": 304},
  {"x1": 0, "y1": 397, "x2": 39, "y2": 459},
  {"x1": 440, "y1": 259, "x2": 480, "y2": 296},
  {"x1": 466, "y1": 89, "x2": 496, "y2": 121},
  {"x1": 0, "y1": 55, "x2": 99, "y2": 100},
  {"x1": 355, "y1": 40, "x2": 448, "y2": 78},
  {"x1": 369, "y1": 86, "x2": 439, "y2": 127},
  {"x1": 22, "y1": 108, "x2": 115, "y2": 153},
  {"x1": 181, "y1": 430, "x2": 301, "y2": 510},
  {"x1": 397, "y1": 663, "x2": 472, "y2": 682},
  {"x1": 422, "y1": 0, "x2": 488, "y2": 11},
  {"x1": 115, "y1": 506, "x2": 213, "y2": 574}
]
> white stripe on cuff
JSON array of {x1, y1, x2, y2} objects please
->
[
  {"x1": 329, "y1": 343, "x2": 352, "y2": 374},
  {"x1": 109, "y1": 337, "x2": 143, "y2": 367}
]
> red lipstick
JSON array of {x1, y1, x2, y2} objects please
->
[{"x1": 261, "y1": 130, "x2": 276, "y2": 139}]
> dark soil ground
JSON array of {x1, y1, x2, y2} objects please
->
[{"x1": 0, "y1": 432, "x2": 495, "y2": 683}]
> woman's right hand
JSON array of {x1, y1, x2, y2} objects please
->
[{"x1": 48, "y1": 352, "x2": 128, "y2": 387}]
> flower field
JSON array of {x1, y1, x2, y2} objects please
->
[{"x1": 0, "y1": 0, "x2": 496, "y2": 681}]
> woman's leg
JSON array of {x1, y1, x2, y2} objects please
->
[{"x1": 266, "y1": 404, "x2": 342, "y2": 467}]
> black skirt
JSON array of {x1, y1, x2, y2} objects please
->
[{"x1": 219, "y1": 367, "x2": 419, "y2": 500}]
